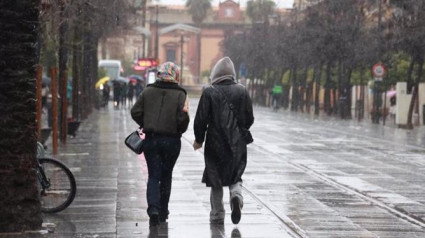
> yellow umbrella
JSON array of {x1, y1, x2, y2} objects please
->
[{"x1": 95, "y1": 76, "x2": 110, "y2": 89}]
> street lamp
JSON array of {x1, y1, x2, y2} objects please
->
[
  {"x1": 148, "y1": 0, "x2": 164, "y2": 60},
  {"x1": 173, "y1": 30, "x2": 188, "y2": 85},
  {"x1": 179, "y1": 31, "x2": 185, "y2": 85}
]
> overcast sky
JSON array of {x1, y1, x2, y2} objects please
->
[{"x1": 158, "y1": 0, "x2": 294, "y2": 9}]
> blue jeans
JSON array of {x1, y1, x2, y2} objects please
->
[{"x1": 143, "y1": 136, "x2": 181, "y2": 217}]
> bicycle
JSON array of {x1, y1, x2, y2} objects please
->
[{"x1": 36, "y1": 142, "x2": 77, "y2": 213}]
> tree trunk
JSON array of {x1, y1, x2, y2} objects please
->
[
  {"x1": 345, "y1": 68, "x2": 353, "y2": 119},
  {"x1": 332, "y1": 88, "x2": 337, "y2": 115},
  {"x1": 101, "y1": 37, "x2": 107, "y2": 59},
  {"x1": 90, "y1": 37, "x2": 99, "y2": 111},
  {"x1": 72, "y1": 18, "x2": 82, "y2": 121},
  {"x1": 407, "y1": 57, "x2": 424, "y2": 128},
  {"x1": 299, "y1": 66, "x2": 308, "y2": 113},
  {"x1": 406, "y1": 56, "x2": 415, "y2": 94},
  {"x1": 0, "y1": 0, "x2": 43, "y2": 231},
  {"x1": 58, "y1": 1, "x2": 69, "y2": 142},
  {"x1": 290, "y1": 66, "x2": 299, "y2": 111},
  {"x1": 314, "y1": 63, "x2": 322, "y2": 115},
  {"x1": 336, "y1": 60, "x2": 342, "y2": 115},
  {"x1": 81, "y1": 30, "x2": 90, "y2": 119},
  {"x1": 324, "y1": 62, "x2": 331, "y2": 115},
  {"x1": 359, "y1": 67, "x2": 365, "y2": 120},
  {"x1": 306, "y1": 81, "x2": 313, "y2": 113}
]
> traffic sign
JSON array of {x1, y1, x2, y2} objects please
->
[
  {"x1": 240, "y1": 63, "x2": 246, "y2": 77},
  {"x1": 372, "y1": 63, "x2": 386, "y2": 78}
]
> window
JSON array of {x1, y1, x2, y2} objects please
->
[
  {"x1": 224, "y1": 8, "x2": 234, "y2": 17},
  {"x1": 166, "y1": 49, "x2": 176, "y2": 62}
]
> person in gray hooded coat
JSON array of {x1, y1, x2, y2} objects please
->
[{"x1": 193, "y1": 57, "x2": 254, "y2": 224}]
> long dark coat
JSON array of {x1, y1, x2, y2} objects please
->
[{"x1": 194, "y1": 80, "x2": 254, "y2": 187}]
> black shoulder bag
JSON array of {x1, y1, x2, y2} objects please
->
[
  {"x1": 212, "y1": 85, "x2": 253, "y2": 144},
  {"x1": 124, "y1": 128, "x2": 144, "y2": 154}
]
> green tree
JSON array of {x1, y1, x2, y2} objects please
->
[
  {"x1": 246, "y1": 0, "x2": 276, "y2": 23},
  {"x1": 40, "y1": 0, "x2": 130, "y2": 120},
  {"x1": 186, "y1": 0, "x2": 212, "y2": 81},
  {"x1": 0, "y1": 0, "x2": 43, "y2": 231}
]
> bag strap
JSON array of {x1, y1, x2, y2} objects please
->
[
  {"x1": 212, "y1": 85, "x2": 241, "y2": 128},
  {"x1": 212, "y1": 85, "x2": 231, "y2": 108}
]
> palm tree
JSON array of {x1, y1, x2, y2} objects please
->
[
  {"x1": 0, "y1": 0, "x2": 43, "y2": 232},
  {"x1": 186, "y1": 0, "x2": 212, "y2": 82}
]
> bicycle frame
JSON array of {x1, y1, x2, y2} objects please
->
[{"x1": 36, "y1": 142, "x2": 50, "y2": 191}]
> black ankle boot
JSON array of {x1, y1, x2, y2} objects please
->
[
  {"x1": 159, "y1": 210, "x2": 169, "y2": 222},
  {"x1": 149, "y1": 214, "x2": 160, "y2": 227},
  {"x1": 231, "y1": 197, "x2": 241, "y2": 224},
  {"x1": 159, "y1": 214, "x2": 168, "y2": 222}
]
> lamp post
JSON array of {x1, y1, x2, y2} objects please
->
[
  {"x1": 179, "y1": 31, "x2": 185, "y2": 85},
  {"x1": 142, "y1": 0, "x2": 147, "y2": 57},
  {"x1": 155, "y1": 2, "x2": 159, "y2": 59},
  {"x1": 373, "y1": 0, "x2": 383, "y2": 124},
  {"x1": 147, "y1": 1, "x2": 164, "y2": 59}
]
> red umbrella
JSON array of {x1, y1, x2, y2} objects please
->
[{"x1": 129, "y1": 78, "x2": 138, "y2": 84}]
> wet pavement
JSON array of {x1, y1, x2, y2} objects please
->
[{"x1": 2, "y1": 98, "x2": 425, "y2": 238}]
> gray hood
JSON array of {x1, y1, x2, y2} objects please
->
[{"x1": 210, "y1": 57, "x2": 236, "y2": 84}]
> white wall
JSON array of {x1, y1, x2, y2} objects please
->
[
  {"x1": 396, "y1": 82, "x2": 412, "y2": 125},
  {"x1": 419, "y1": 83, "x2": 425, "y2": 125}
]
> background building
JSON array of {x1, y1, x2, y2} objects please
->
[
  {"x1": 292, "y1": 0, "x2": 322, "y2": 11},
  {"x1": 99, "y1": 0, "x2": 291, "y2": 85}
]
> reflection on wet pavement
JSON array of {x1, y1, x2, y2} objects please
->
[{"x1": 13, "y1": 100, "x2": 425, "y2": 238}]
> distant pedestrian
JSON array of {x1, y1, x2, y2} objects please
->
[
  {"x1": 41, "y1": 83, "x2": 49, "y2": 109},
  {"x1": 102, "y1": 84, "x2": 110, "y2": 107},
  {"x1": 390, "y1": 95, "x2": 396, "y2": 118},
  {"x1": 193, "y1": 57, "x2": 254, "y2": 225},
  {"x1": 113, "y1": 82, "x2": 121, "y2": 109},
  {"x1": 131, "y1": 62, "x2": 189, "y2": 227},
  {"x1": 127, "y1": 83, "x2": 135, "y2": 108},
  {"x1": 135, "y1": 80, "x2": 143, "y2": 98},
  {"x1": 271, "y1": 83, "x2": 282, "y2": 111},
  {"x1": 121, "y1": 83, "x2": 128, "y2": 108}
]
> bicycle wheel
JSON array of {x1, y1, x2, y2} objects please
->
[{"x1": 37, "y1": 158, "x2": 77, "y2": 213}]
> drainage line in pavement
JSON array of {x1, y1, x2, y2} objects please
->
[{"x1": 251, "y1": 114, "x2": 425, "y2": 230}]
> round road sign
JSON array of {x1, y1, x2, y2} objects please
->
[{"x1": 372, "y1": 63, "x2": 386, "y2": 78}]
